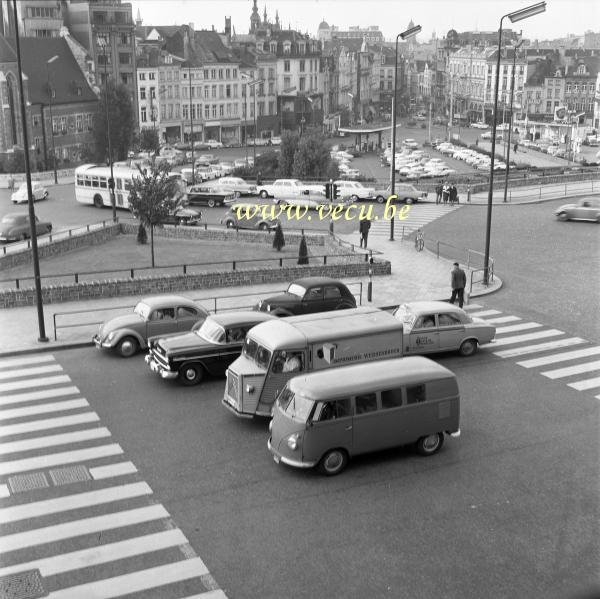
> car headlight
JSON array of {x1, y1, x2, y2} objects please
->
[
  {"x1": 286, "y1": 433, "x2": 299, "y2": 451},
  {"x1": 106, "y1": 331, "x2": 116, "y2": 342},
  {"x1": 269, "y1": 419, "x2": 273, "y2": 432},
  {"x1": 266, "y1": 304, "x2": 271, "y2": 312}
]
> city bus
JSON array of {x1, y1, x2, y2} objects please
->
[{"x1": 74, "y1": 164, "x2": 185, "y2": 210}]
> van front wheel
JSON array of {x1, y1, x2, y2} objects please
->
[
  {"x1": 318, "y1": 448, "x2": 348, "y2": 476},
  {"x1": 416, "y1": 433, "x2": 444, "y2": 456}
]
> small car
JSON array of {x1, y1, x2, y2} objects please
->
[
  {"x1": 221, "y1": 203, "x2": 280, "y2": 231},
  {"x1": 206, "y1": 139, "x2": 223, "y2": 149},
  {"x1": 276, "y1": 197, "x2": 324, "y2": 210},
  {"x1": 11, "y1": 181, "x2": 49, "y2": 204},
  {"x1": 470, "y1": 122, "x2": 489, "y2": 129},
  {"x1": 0, "y1": 213, "x2": 52, "y2": 242},
  {"x1": 93, "y1": 295, "x2": 209, "y2": 358},
  {"x1": 333, "y1": 180, "x2": 375, "y2": 201},
  {"x1": 554, "y1": 198, "x2": 600, "y2": 222},
  {"x1": 145, "y1": 311, "x2": 277, "y2": 385},
  {"x1": 393, "y1": 301, "x2": 496, "y2": 356},
  {"x1": 270, "y1": 136, "x2": 282, "y2": 146},
  {"x1": 186, "y1": 185, "x2": 234, "y2": 208},
  {"x1": 160, "y1": 206, "x2": 202, "y2": 226},
  {"x1": 255, "y1": 276, "x2": 357, "y2": 317},
  {"x1": 372, "y1": 183, "x2": 427, "y2": 204},
  {"x1": 210, "y1": 177, "x2": 257, "y2": 198},
  {"x1": 403, "y1": 139, "x2": 419, "y2": 149}
]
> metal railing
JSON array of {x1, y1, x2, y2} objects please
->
[
  {"x1": 52, "y1": 282, "x2": 364, "y2": 341},
  {"x1": 469, "y1": 264, "x2": 494, "y2": 293},
  {"x1": 501, "y1": 179, "x2": 599, "y2": 203}
]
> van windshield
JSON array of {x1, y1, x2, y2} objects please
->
[
  {"x1": 277, "y1": 387, "x2": 314, "y2": 421},
  {"x1": 242, "y1": 336, "x2": 272, "y2": 369}
]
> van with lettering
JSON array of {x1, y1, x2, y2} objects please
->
[
  {"x1": 268, "y1": 356, "x2": 460, "y2": 475},
  {"x1": 222, "y1": 307, "x2": 404, "y2": 418}
]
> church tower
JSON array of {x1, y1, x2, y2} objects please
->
[{"x1": 250, "y1": 0, "x2": 260, "y2": 32}]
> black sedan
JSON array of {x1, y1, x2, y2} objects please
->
[
  {"x1": 255, "y1": 276, "x2": 357, "y2": 316},
  {"x1": 145, "y1": 311, "x2": 277, "y2": 385},
  {"x1": 0, "y1": 213, "x2": 52, "y2": 242},
  {"x1": 160, "y1": 206, "x2": 202, "y2": 226}
]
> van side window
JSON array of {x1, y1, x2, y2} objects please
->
[
  {"x1": 381, "y1": 388, "x2": 403, "y2": 409},
  {"x1": 406, "y1": 384, "x2": 426, "y2": 404},
  {"x1": 355, "y1": 393, "x2": 377, "y2": 414},
  {"x1": 319, "y1": 398, "x2": 351, "y2": 421}
]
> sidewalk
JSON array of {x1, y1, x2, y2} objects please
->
[{"x1": 0, "y1": 224, "x2": 501, "y2": 356}]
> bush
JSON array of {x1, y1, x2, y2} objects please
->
[
  {"x1": 272, "y1": 223, "x2": 285, "y2": 252},
  {"x1": 137, "y1": 223, "x2": 147, "y2": 245},
  {"x1": 420, "y1": 123, "x2": 426, "y2": 129},
  {"x1": 297, "y1": 235, "x2": 309, "y2": 265}
]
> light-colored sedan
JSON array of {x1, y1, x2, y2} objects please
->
[
  {"x1": 393, "y1": 301, "x2": 496, "y2": 356},
  {"x1": 333, "y1": 180, "x2": 375, "y2": 201},
  {"x1": 211, "y1": 177, "x2": 257, "y2": 198},
  {"x1": 11, "y1": 181, "x2": 48, "y2": 204},
  {"x1": 276, "y1": 197, "x2": 324, "y2": 210},
  {"x1": 554, "y1": 198, "x2": 600, "y2": 222}
]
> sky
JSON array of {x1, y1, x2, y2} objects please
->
[{"x1": 130, "y1": 0, "x2": 599, "y2": 43}]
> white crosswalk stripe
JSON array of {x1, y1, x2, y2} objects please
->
[
  {"x1": 494, "y1": 322, "x2": 542, "y2": 334},
  {"x1": 491, "y1": 329, "x2": 565, "y2": 346},
  {"x1": 369, "y1": 204, "x2": 462, "y2": 236},
  {"x1": 493, "y1": 337, "x2": 587, "y2": 358},
  {"x1": 568, "y1": 377, "x2": 600, "y2": 391},
  {"x1": 480, "y1": 315, "x2": 522, "y2": 324},
  {"x1": 541, "y1": 360, "x2": 600, "y2": 380},
  {"x1": 0, "y1": 354, "x2": 227, "y2": 598},
  {"x1": 517, "y1": 347, "x2": 600, "y2": 368}
]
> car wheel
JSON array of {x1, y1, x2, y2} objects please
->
[
  {"x1": 117, "y1": 336, "x2": 138, "y2": 358},
  {"x1": 93, "y1": 194, "x2": 104, "y2": 209},
  {"x1": 207, "y1": 198, "x2": 216, "y2": 208},
  {"x1": 179, "y1": 363, "x2": 205, "y2": 386},
  {"x1": 458, "y1": 339, "x2": 478, "y2": 357},
  {"x1": 557, "y1": 212, "x2": 569, "y2": 221},
  {"x1": 260, "y1": 190, "x2": 269, "y2": 199},
  {"x1": 351, "y1": 194, "x2": 359, "y2": 202},
  {"x1": 226, "y1": 220, "x2": 234, "y2": 228},
  {"x1": 416, "y1": 433, "x2": 444, "y2": 456},
  {"x1": 259, "y1": 222, "x2": 268, "y2": 231},
  {"x1": 376, "y1": 195, "x2": 386, "y2": 204},
  {"x1": 318, "y1": 448, "x2": 348, "y2": 476},
  {"x1": 405, "y1": 197, "x2": 414, "y2": 205}
]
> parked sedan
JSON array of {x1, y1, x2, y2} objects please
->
[
  {"x1": 145, "y1": 311, "x2": 277, "y2": 385},
  {"x1": 186, "y1": 185, "x2": 234, "y2": 207},
  {"x1": 393, "y1": 301, "x2": 496, "y2": 356},
  {"x1": 221, "y1": 203, "x2": 280, "y2": 230},
  {"x1": 276, "y1": 197, "x2": 324, "y2": 210},
  {"x1": 211, "y1": 176, "x2": 257, "y2": 197},
  {"x1": 11, "y1": 181, "x2": 48, "y2": 204},
  {"x1": 206, "y1": 139, "x2": 224, "y2": 149},
  {"x1": 372, "y1": 183, "x2": 427, "y2": 204},
  {"x1": 333, "y1": 180, "x2": 375, "y2": 201},
  {"x1": 0, "y1": 213, "x2": 52, "y2": 242},
  {"x1": 160, "y1": 206, "x2": 202, "y2": 226},
  {"x1": 255, "y1": 276, "x2": 356, "y2": 316},
  {"x1": 93, "y1": 295, "x2": 209, "y2": 357},
  {"x1": 554, "y1": 197, "x2": 600, "y2": 222}
]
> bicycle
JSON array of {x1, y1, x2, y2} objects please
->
[{"x1": 415, "y1": 230, "x2": 424, "y2": 252}]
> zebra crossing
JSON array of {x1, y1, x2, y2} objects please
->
[
  {"x1": 369, "y1": 202, "x2": 461, "y2": 237},
  {"x1": 464, "y1": 304, "x2": 600, "y2": 399},
  {"x1": 0, "y1": 354, "x2": 227, "y2": 599}
]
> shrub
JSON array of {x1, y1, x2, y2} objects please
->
[
  {"x1": 272, "y1": 223, "x2": 285, "y2": 252},
  {"x1": 137, "y1": 223, "x2": 147, "y2": 244},
  {"x1": 297, "y1": 235, "x2": 309, "y2": 265},
  {"x1": 420, "y1": 123, "x2": 426, "y2": 129}
]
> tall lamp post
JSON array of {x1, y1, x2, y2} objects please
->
[
  {"x1": 11, "y1": 0, "x2": 48, "y2": 341},
  {"x1": 484, "y1": 2, "x2": 546, "y2": 284},
  {"x1": 98, "y1": 36, "x2": 117, "y2": 222},
  {"x1": 390, "y1": 24, "x2": 422, "y2": 241},
  {"x1": 187, "y1": 64, "x2": 195, "y2": 184},
  {"x1": 46, "y1": 55, "x2": 59, "y2": 185},
  {"x1": 241, "y1": 74, "x2": 264, "y2": 164},
  {"x1": 503, "y1": 40, "x2": 524, "y2": 203}
]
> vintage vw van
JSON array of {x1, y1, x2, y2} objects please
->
[{"x1": 268, "y1": 356, "x2": 460, "y2": 475}]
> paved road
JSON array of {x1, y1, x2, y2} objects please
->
[{"x1": 1, "y1": 301, "x2": 598, "y2": 599}]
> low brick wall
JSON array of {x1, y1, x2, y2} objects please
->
[{"x1": 0, "y1": 260, "x2": 391, "y2": 308}]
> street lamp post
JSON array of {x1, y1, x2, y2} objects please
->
[
  {"x1": 484, "y1": 2, "x2": 546, "y2": 285},
  {"x1": 390, "y1": 24, "x2": 422, "y2": 241},
  {"x1": 11, "y1": 0, "x2": 48, "y2": 342},
  {"x1": 46, "y1": 55, "x2": 59, "y2": 185},
  {"x1": 188, "y1": 64, "x2": 195, "y2": 185},
  {"x1": 241, "y1": 75, "x2": 264, "y2": 164},
  {"x1": 503, "y1": 40, "x2": 524, "y2": 203}
]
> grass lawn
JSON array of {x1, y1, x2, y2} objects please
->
[{"x1": 0, "y1": 233, "x2": 339, "y2": 289}]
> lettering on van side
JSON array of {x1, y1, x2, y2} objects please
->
[{"x1": 332, "y1": 347, "x2": 402, "y2": 364}]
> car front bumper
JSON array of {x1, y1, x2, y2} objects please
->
[
  {"x1": 144, "y1": 354, "x2": 178, "y2": 379},
  {"x1": 92, "y1": 334, "x2": 112, "y2": 349},
  {"x1": 267, "y1": 437, "x2": 316, "y2": 468}
]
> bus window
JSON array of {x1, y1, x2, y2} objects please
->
[
  {"x1": 116, "y1": 178, "x2": 123, "y2": 190},
  {"x1": 318, "y1": 398, "x2": 352, "y2": 421},
  {"x1": 406, "y1": 384, "x2": 426, "y2": 404},
  {"x1": 77, "y1": 175, "x2": 84, "y2": 186},
  {"x1": 99, "y1": 178, "x2": 107, "y2": 189},
  {"x1": 381, "y1": 388, "x2": 403, "y2": 409},
  {"x1": 355, "y1": 393, "x2": 377, "y2": 414},
  {"x1": 91, "y1": 177, "x2": 99, "y2": 188},
  {"x1": 84, "y1": 177, "x2": 92, "y2": 187},
  {"x1": 124, "y1": 180, "x2": 132, "y2": 191}
]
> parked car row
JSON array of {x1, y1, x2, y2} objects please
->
[
  {"x1": 436, "y1": 142, "x2": 506, "y2": 171},
  {"x1": 383, "y1": 144, "x2": 457, "y2": 179}
]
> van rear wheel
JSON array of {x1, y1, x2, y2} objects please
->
[
  {"x1": 318, "y1": 448, "x2": 348, "y2": 476},
  {"x1": 416, "y1": 433, "x2": 444, "y2": 456}
]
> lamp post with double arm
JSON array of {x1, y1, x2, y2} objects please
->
[
  {"x1": 241, "y1": 74, "x2": 264, "y2": 164},
  {"x1": 390, "y1": 24, "x2": 422, "y2": 241},
  {"x1": 46, "y1": 55, "x2": 59, "y2": 185}
]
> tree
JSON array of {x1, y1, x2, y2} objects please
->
[
  {"x1": 292, "y1": 132, "x2": 333, "y2": 179},
  {"x1": 297, "y1": 234, "x2": 309, "y2": 265},
  {"x1": 127, "y1": 163, "x2": 180, "y2": 267},
  {"x1": 278, "y1": 130, "x2": 300, "y2": 176},
  {"x1": 140, "y1": 129, "x2": 160, "y2": 154},
  {"x1": 92, "y1": 81, "x2": 136, "y2": 163},
  {"x1": 272, "y1": 222, "x2": 285, "y2": 252}
]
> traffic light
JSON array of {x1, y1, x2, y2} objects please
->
[
  {"x1": 332, "y1": 183, "x2": 339, "y2": 200},
  {"x1": 324, "y1": 182, "x2": 332, "y2": 200}
]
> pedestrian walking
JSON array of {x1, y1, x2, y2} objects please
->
[
  {"x1": 359, "y1": 219, "x2": 371, "y2": 248},
  {"x1": 449, "y1": 262, "x2": 467, "y2": 308},
  {"x1": 450, "y1": 183, "x2": 457, "y2": 206},
  {"x1": 442, "y1": 182, "x2": 450, "y2": 205},
  {"x1": 514, "y1": 142, "x2": 518, "y2": 153},
  {"x1": 256, "y1": 171, "x2": 262, "y2": 186},
  {"x1": 435, "y1": 183, "x2": 443, "y2": 204}
]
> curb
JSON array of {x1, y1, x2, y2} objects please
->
[
  {"x1": 0, "y1": 341, "x2": 92, "y2": 359},
  {"x1": 467, "y1": 190, "x2": 598, "y2": 206}
]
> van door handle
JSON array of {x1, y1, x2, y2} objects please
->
[{"x1": 345, "y1": 425, "x2": 353, "y2": 431}]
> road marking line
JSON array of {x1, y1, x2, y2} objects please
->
[
  {"x1": 0, "y1": 427, "x2": 110, "y2": 456},
  {"x1": 0, "y1": 398, "x2": 89, "y2": 422},
  {"x1": 541, "y1": 360, "x2": 600, "y2": 379},
  {"x1": 494, "y1": 338, "x2": 587, "y2": 358},
  {"x1": 0, "y1": 480, "x2": 150, "y2": 524},
  {"x1": 0, "y1": 374, "x2": 72, "y2": 393},
  {"x1": 0, "y1": 412, "x2": 100, "y2": 438},
  {"x1": 479, "y1": 315, "x2": 521, "y2": 324},
  {"x1": 462, "y1": 304, "x2": 483, "y2": 311},
  {"x1": 517, "y1": 347, "x2": 600, "y2": 368},
  {"x1": 47, "y1": 557, "x2": 210, "y2": 599},
  {"x1": 469, "y1": 309, "x2": 502, "y2": 317},
  {"x1": 494, "y1": 322, "x2": 542, "y2": 334},
  {"x1": 491, "y1": 329, "x2": 565, "y2": 347},
  {"x1": 0, "y1": 443, "x2": 123, "y2": 477},
  {"x1": 0, "y1": 355, "x2": 56, "y2": 369},
  {"x1": 0, "y1": 386, "x2": 81, "y2": 407},
  {"x1": 0, "y1": 484, "x2": 9, "y2": 498},
  {"x1": 0, "y1": 528, "x2": 188, "y2": 578},
  {"x1": 181, "y1": 592, "x2": 229, "y2": 599},
  {"x1": 567, "y1": 377, "x2": 600, "y2": 391},
  {"x1": 0, "y1": 504, "x2": 170, "y2": 553},
  {"x1": 0, "y1": 364, "x2": 63, "y2": 381},
  {"x1": 89, "y1": 462, "x2": 137, "y2": 480}
]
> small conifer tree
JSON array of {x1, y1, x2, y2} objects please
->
[
  {"x1": 297, "y1": 234, "x2": 309, "y2": 265},
  {"x1": 137, "y1": 222, "x2": 147, "y2": 244},
  {"x1": 273, "y1": 223, "x2": 285, "y2": 251}
]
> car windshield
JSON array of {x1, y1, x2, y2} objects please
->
[
  {"x1": 133, "y1": 301, "x2": 151, "y2": 320},
  {"x1": 393, "y1": 304, "x2": 416, "y2": 326},
  {"x1": 277, "y1": 387, "x2": 314, "y2": 422},
  {"x1": 17, "y1": 183, "x2": 28, "y2": 192},
  {"x1": 242, "y1": 337, "x2": 272, "y2": 369},
  {"x1": 196, "y1": 318, "x2": 226, "y2": 343},
  {"x1": 287, "y1": 283, "x2": 307, "y2": 297}
]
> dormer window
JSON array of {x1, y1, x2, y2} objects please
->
[
  {"x1": 283, "y1": 41, "x2": 291, "y2": 55},
  {"x1": 270, "y1": 41, "x2": 277, "y2": 53},
  {"x1": 298, "y1": 42, "x2": 305, "y2": 55},
  {"x1": 555, "y1": 70, "x2": 561, "y2": 77},
  {"x1": 576, "y1": 64, "x2": 586, "y2": 75}
]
